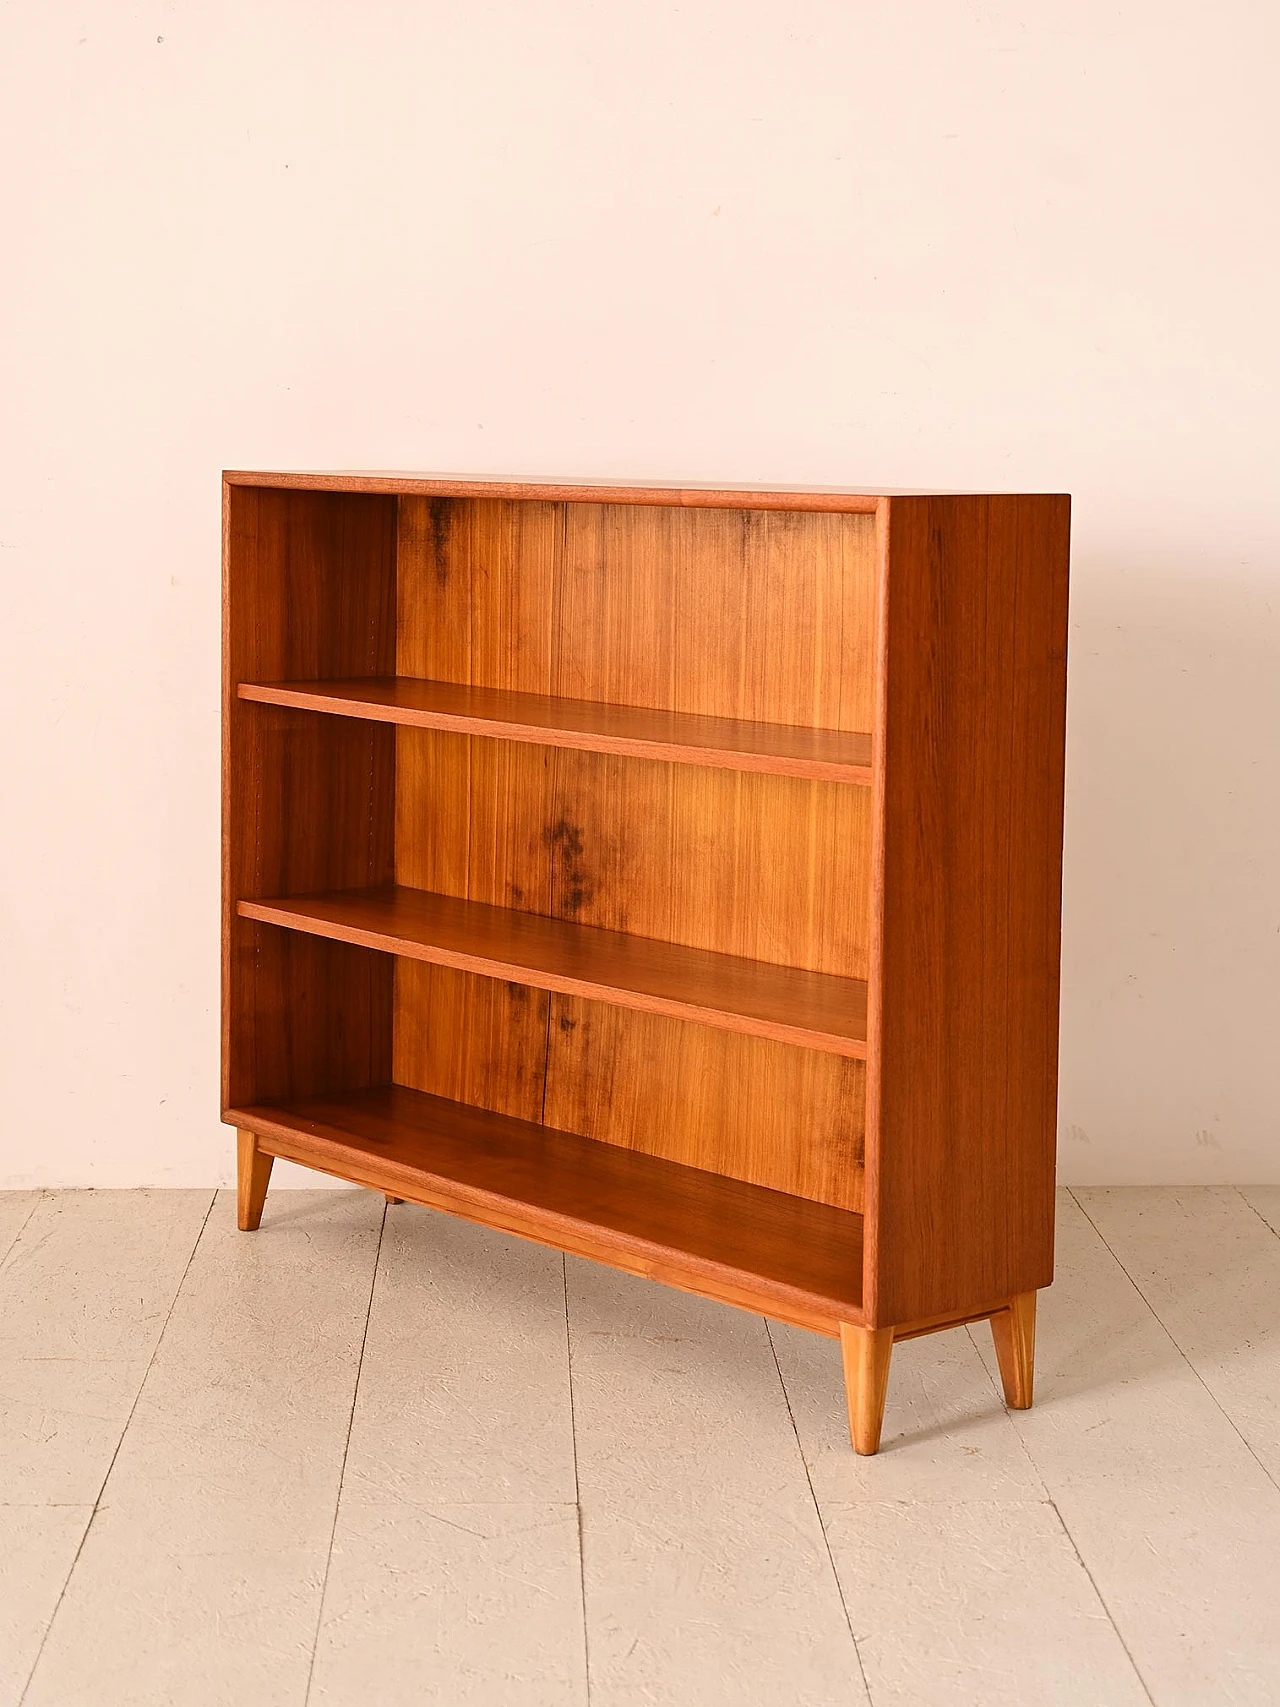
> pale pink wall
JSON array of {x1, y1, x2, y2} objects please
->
[{"x1": 1, "y1": 2, "x2": 1276, "y2": 1184}]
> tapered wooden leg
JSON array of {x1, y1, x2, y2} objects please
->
[
  {"x1": 839, "y1": 1323, "x2": 895, "y2": 1455},
  {"x1": 236, "y1": 1129, "x2": 273, "y2": 1232},
  {"x1": 990, "y1": 1291, "x2": 1037, "y2": 1409}
]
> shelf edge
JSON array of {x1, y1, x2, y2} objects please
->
[
  {"x1": 236, "y1": 895, "x2": 869, "y2": 1061},
  {"x1": 236, "y1": 680, "x2": 874, "y2": 785}
]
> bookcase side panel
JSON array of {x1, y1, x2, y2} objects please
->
[
  {"x1": 223, "y1": 484, "x2": 398, "y2": 1109},
  {"x1": 864, "y1": 494, "x2": 1070, "y2": 1326}
]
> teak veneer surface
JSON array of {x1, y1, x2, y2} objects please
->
[
  {"x1": 227, "y1": 1083, "x2": 865, "y2": 1327},
  {"x1": 865, "y1": 494, "x2": 1069, "y2": 1325},
  {"x1": 392, "y1": 733, "x2": 871, "y2": 978},
  {"x1": 539, "y1": 998, "x2": 867, "y2": 1213},
  {"x1": 395, "y1": 497, "x2": 878, "y2": 730},
  {"x1": 222, "y1": 486, "x2": 398, "y2": 1109},
  {"x1": 387, "y1": 722, "x2": 871, "y2": 1206},
  {"x1": 388, "y1": 972, "x2": 866, "y2": 1214},
  {"x1": 224, "y1": 469, "x2": 1013, "y2": 508},
  {"x1": 385, "y1": 494, "x2": 876, "y2": 1197},
  {"x1": 239, "y1": 884, "x2": 870, "y2": 1057},
  {"x1": 237, "y1": 676, "x2": 873, "y2": 783},
  {"x1": 223, "y1": 471, "x2": 1070, "y2": 1437}
]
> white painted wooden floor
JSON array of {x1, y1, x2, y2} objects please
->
[{"x1": 3, "y1": 1186, "x2": 1279, "y2": 1706}]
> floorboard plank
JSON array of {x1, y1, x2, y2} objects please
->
[
  {"x1": 972, "y1": 1191, "x2": 1280, "y2": 1706},
  {"x1": 0, "y1": 1505, "x2": 91, "y2": 1707},
  {"x1": 325, "y1": 1207, "x2": 577, "y2": 1504},
  {"x1": 1076, "y1": 1186, "x2": 1280, "y2": 1486},
  {"x1": 0, "y1": 1191, "x2": 212, "y2": 1506},
  {"x1": 5, "y1": 1186, "x2": 1279, "y2": 1704},
  {"x1": 310, "y1": 1502, "x2": 585, "y2": 1707},
  {"x1": 772, "y1": 1290, "x2": 1148, "y2": 1703},
  {"x1": 308, "y1": 1210, "x2": 587, "y2": 1703},
  {"x1": 824, "y1": 1500, "x2": 1150, "y2": 1707},
  {"x1": 23, "y1": 1191, "x2": 382, "y2": 1707},
  {"x1": 567, "y1": 1263, "x2": 866, "y2": 1706}
]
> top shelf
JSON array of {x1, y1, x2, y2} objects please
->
[{"x1": 238, "y1": 677, "x2": 874, "y2": 785}]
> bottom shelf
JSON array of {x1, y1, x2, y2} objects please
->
[{"x1": 226, "y1": 1083, "x2": 864, "y2": 1332}]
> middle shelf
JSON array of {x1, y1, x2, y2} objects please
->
[
  {"x1": 239, "y1": 883, "x2": 869, "y2": 1058},
  {"x1": 237, "y1": 676, "x2": 874, "y2": 784}
]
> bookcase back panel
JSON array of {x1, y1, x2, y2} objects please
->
[
  {"x1": 397, "y1": 495, "x2": 560, "y2": 694},
  {"x1": 543, "y1": 1000, "x2": 865, "y2": 1212},
  {"x1": 397, "y1": 497, "x2": 878, "y2": 732},
  {"x1": 390, "y1": 965, "x2": 864, "y2": 1212},
  {"x1": 395, "y1": 732, "x2": 871, "y2": 979},
  {"x1": 391, "y1": 722, "x2": 870, "y2": 1210},
  {"x1": 393, "y1": 961, "x2": 551, "y2": 1125},
  {"x1": 394, "y1": 730, "x2": 554, "y2": 908}
]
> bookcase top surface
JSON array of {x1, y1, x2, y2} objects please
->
[{"x1": 223, "y1": 469, "x2": 1067, "y2": 512}]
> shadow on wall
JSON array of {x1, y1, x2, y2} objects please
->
[{"x1": 1057, "y1": 561, "x2": 1280, "y2": 1184}]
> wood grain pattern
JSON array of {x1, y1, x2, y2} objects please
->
[
  {"x1": 389, "y1": 723, "x2": 871, "y2": 1192},
  {"x1": 226, "y1": 930, "x2": 393, "y2": 1111},
  {"x1": 543, "y1": 1000, "x2": 866, "y2": 1212},
  {"x1": 537, "y1": 742, "x2": 870, "y2": 1201},
  {"x1": 840, "y1": 1323, "x2": 894, "y2": 1455},
  {"x1": 387, "y1": 494, "x2": 878, "y2": 1200},
  {"x1": 225, "y1": 470, "x2": 914, "y2": 511},
  {"x1": 990, "y1": 1291, "x2": 1037, "y2": 1409},
  {"x1": 239, "y1": 885, "x2": 869, "y2": 1057},
  {"x1": 863, "y1": 494, "x2": 1070, "y2": 1326},
  {"x1": 541, "y1": 748, "x2": 872, "y2": 976},
  {"x1": 396, "y1": 496, "x2": 559, "y2": 692},
  {"x1": 390, "y1": 728, "x2": 552, "y2": 1126},
  {"x1": 228, "y1": 1083, "x2": 866, "y2": 1328},
  {"x1": 394, "y1": 729, "x2": 553, "y2": 910},
  {"x1": 395, "y1": 497, "x2": 877, "y2": 725},
  {"x1": 222, "y1": 483, "x2": 398, "y2": 1109},
  {"x1": 237, "y1": 677, "x2": 873, "y2": 783},
  {"x1": 392, "y1": 735, "x2": 871, "y2": 975},
  {"x1": 225, "y1": 485, "x2": 398, "y2": 682},
  {"x1": 392, "y1": 963, "x2": 550, "y2": 1125},
  {"x1": 551, "y1": 503, "x2": 877, "y2": 730},
  {"x1": 236, "y1": 1130, "x2": 273, "y2": 1232},
  {"x1": 392, "y1": 503, "x2": 558, "y2": 1133}
]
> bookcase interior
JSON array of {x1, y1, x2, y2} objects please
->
[{"x1": 226, "y1": 487, "x2": 878, "y2": 1222}]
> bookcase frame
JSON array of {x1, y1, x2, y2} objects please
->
[{"x1": 222, "y1": 470, "x2": 1070, "y2": 1454}]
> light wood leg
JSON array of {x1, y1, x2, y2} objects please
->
[
  {"x1": 839, "y1": 1323, "x2": 895, "y2": 1455},
  {"x1": 385, "y1": 1194, "x2": 403, "y2": 1205},
  {"x1": 236, "y1": 1129, "x2": 273, "y2": 1232},
  {"x1": 990, "y1": 1291, "x2": 1037, "y2": 1409}
]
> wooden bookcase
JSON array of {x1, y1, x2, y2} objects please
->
[{"x1": 222, "y1": 471, "x2": 1070, "y2": 1454}]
